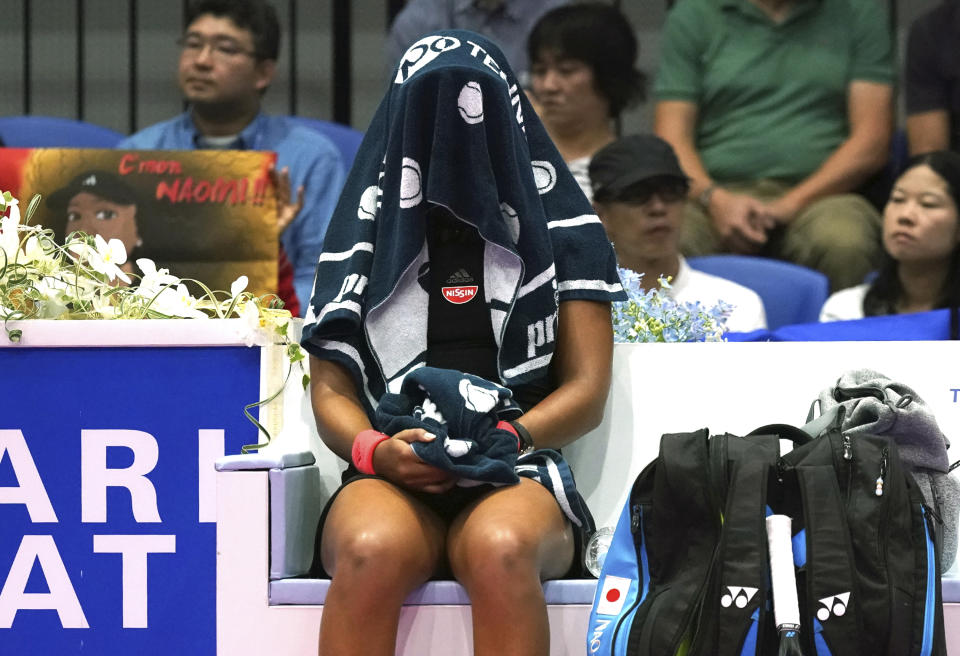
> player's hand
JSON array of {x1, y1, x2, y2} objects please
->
[{"x1": 372, "y1": 429, "x2": 458, "y2": 494}]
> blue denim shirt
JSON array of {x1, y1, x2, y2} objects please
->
[{"x1": 119, "y1": 111, "x2": 346, "y2": 312}]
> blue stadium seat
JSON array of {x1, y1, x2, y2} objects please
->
[
  {"x1": 286, "y1": 117, "x2": 363, "y2": 170},
  {"x1": 687, "y1": 254, "x2": 830, "y2": 329},
  {"x1": 0, "y1": 115, "x2": 124, "y2": 147}
]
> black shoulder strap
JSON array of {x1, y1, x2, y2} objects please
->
[
  {"x1": 796, "y1": 465, "x2": 865, "y2": 656},
  {"x1": 635, "y1": 430, "x2": 721, "y2": 654},
  {"x1": 712, "y1": 458, "x2": 774, "y2": 656}
]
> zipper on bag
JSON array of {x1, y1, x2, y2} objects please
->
[
  {"x1": 920, "y1": 507, "x2": 937, "y2": 656},
  {"x1": 838, "y1": 431, "x2": 855, "y2": 505},
  {"x1": 876, "y1": 444, "x2": 894, "y2": 569},
  {"x1": 612, "y1": 503, "x2": 650, "y2": 655},
  {"x1": 875, "y1": 448, "x2": 887, "y2": 497}
]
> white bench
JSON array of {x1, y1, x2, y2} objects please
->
[
  {"x1": 215, "y1": 452, "x2": 595, "y2": 655},
  {"x1": 215, "y1": 342, "x2": 960, "y2": 654}
]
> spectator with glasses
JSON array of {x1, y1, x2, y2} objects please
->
[
  {"x1": 590, "y1": 135, "x2": 767, "y2": 332},
  {"x1": 118, "y1": 0, "x2": 345, "y2": 314}
]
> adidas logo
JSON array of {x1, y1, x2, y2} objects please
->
[
  {"x1": 720, "y1": 586, "x2": 758, "y2": 609},
  {"x1": 445, "y1": 268, "x2": 474, "y2": 284},
  {"x1": 816, "y1": 592, "x2": 850, "y2": 621}
]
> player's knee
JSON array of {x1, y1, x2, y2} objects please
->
[
  {"x1": 452, "y1": 526, "x2": 539, "y2": 586},
  {"x1": 331, "y1": 528, "x2": 433, "y2": 583}
]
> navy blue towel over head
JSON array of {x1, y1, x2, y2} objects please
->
[{"x1": 299, "y1": 29, "x2": 625, "y2": 417}]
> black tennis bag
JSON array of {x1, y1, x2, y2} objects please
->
[{"x1": 586, "y1": 412, "x2": 946, "y2": 656}]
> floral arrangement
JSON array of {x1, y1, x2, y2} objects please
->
[
  {"x1": 612, "y1": 266, "x2": 731, "y2": 343},
  {"x1": 0, "y1": 191, "x2": 306, "y2": 450}
]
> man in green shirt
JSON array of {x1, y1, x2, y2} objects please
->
[{"x1": 654, "y1": 0, "x2": 894, "y2": 290}]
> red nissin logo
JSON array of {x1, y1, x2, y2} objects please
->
[{"x1": 442, "y1": 285, "x2": 478, "y2": 304}]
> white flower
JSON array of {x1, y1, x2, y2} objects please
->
[
  {"x1": 0, "y1": 192, "x2": 24, "y2": 264},
  {"x1": 91, "y1": 292, "x2": 119, "y2": 318},
  {"x1": 136, "y1": 258, "x2": 180, "y2": 296},
  {"x1": 67, "y1": 240, "x2": 93, "y2": 263},
  {"x1": 22, "y1": 235, "x2": 60, "y2": 274},
  {"x1": 0, "y1": 214, "x2": 21, "y2": 264},
  {"x1": 152, "y1": 284, "x2": 208, "y2": 319},
  {"x1": 230, "y1": 275, "x2": 249, "y2": 298},
  {"x1": 31, "y1": 277, "x2": 70, "y2": 319},
  {"x1": 2, "y1": 194, "x2": 20, "y2": 223},
  {"x1": 22, "y1": 235, "x2": 42, "y2": 263},
  {"x1": 54, "y1": 270, "x2": 99, "y2": 300},
  {"x1": 235, "y1": 300, "x2": 271, "y2": 346},
  {"x1": 87, "y1": 235, "x2": 131, "y2": 284}
]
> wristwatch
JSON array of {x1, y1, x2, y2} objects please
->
[
  {"x1": 509, "y1": 420, "x2": 535, "y2": 453},
  {"x1": 698, "y1": 183, "x2": 718, "y2": 210}
]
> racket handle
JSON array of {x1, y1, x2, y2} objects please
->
[{"x1": 766, "y1": 515, "x2": 801, "y2": 630}]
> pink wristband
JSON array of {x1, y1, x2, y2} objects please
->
[
  {"x1": 496, "y1": 420, "x2": 521, "y2": 452},
  {"x1": 352, "y1": 429, "x2": 391, "y2": 475}
]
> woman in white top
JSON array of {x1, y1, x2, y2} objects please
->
[{"x1": 820, "y1": 151, "x2": 960, "y2": 335}]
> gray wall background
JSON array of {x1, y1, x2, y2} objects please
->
[{"x1": 0, "y1": 0, "x2": 942, "y2": 138}]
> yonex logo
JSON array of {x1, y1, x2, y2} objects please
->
[
  {"x1": 816, "y1": 592, "x2": 850, "y2": 621},
  {"x1": 720, "y1": 586, "x2": 758, "y2": 609}
]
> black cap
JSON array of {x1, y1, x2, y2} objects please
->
[
  {"x1": 589, "y1": 135, "x2": 688, "y2": 200},
  {"x1": 47, "y1": 170, "x2": 138, "y2": 209}
]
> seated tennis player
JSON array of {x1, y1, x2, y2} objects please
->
[{"x1": 300, "y1": 30, "x2": 625, "y2": 656}]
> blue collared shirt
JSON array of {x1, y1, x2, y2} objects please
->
[
  {"x1": 118, "y1": 111, "x2": 346, "y2": 312},
  {"x1": 386, "y1": 0, "x2": 570, "y2": 77}
]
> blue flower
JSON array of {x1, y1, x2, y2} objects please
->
[{"x1": 612, "y1": 267, "x2": 730, "y2": 343}]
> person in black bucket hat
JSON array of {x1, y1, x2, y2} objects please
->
[
  {"x1": 590, "y1": 134, "x2": 768, "y2": 333},
  {"x1": 47, "y1": 170, "x2": 142, "y2": 274}
]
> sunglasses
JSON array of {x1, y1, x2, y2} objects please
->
[{"x1": 615, "y1": 180, "x2": 689, "y2": 206}]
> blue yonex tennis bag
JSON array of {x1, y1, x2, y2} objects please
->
[{"x1": 587, "y1": 415, "x2": 946, "y2": 656}]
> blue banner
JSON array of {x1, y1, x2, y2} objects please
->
[{"x1": 1, "y1": 345, "x2": 261, "y2": 655}]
